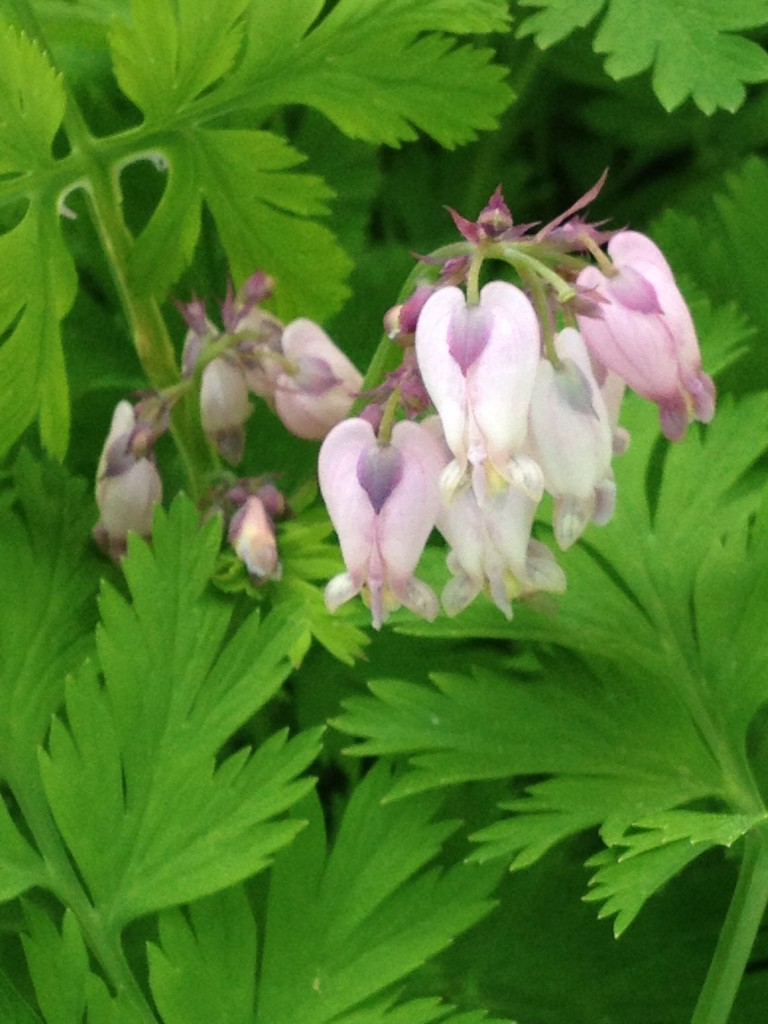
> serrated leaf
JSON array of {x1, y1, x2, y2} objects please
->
[
  {"x1": 39, "y1": 495, "x2": 322, "y2": 929},
  {"x1": 518, "y1": 0, "x2": 768, "y2": 113},
  {"x1": 0, "y1": 196, "x2": 77, "y2": 459},
  {"x1": 21, "y1": 905, "x2": 88, "y2": 1024},
  {"x1": 109, "y1": 0, "x2": 248, "y2": 123},
  {"x1": 192, "y1": 129, "x2": 352, "y2": 321},
  {"x1": 232, "y1": 0, "x2": 513, "y2": 148},
  {"x1": 0, "y1": 23, "x2": 65, "y2": 174},
  {"x1": 0, "y1": 453, "x2": 99, "y2": 778},
  {"x1": 148, "y1": 886, "x2": 257, "y2": 1024},
  {"x1": 257, "y1": 764, "x2": 498, "y2": 1024}
]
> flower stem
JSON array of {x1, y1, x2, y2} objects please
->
[{"x1": 691, "y1": 828, "x2": 768, "y2": 1024}]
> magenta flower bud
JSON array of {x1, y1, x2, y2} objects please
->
[
  {"x1": 200, "y1": 357, "x2": 252, "y2": 464},
  {"x1": 274, "y1": 319, "x2": 362, "y2": 440},
  {"x1": 577, "y1": 231, "x2": 716, "y2": 440},
  {"x1": 94, "y1": 401, "x2": 162, "y2": 558},
  {"x1": 415, "y1": 282, "x2": 542, "y2": 502},
  {"x1": 529, "y1": 328, "x2": 614, "y2": 549},
  {"x1": 228, "y1": 495, "x2": 281, "y2": 581},
  {"x1": 318, "y1": 417, "x2": 444, "y2": 629}
]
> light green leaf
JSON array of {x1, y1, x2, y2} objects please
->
[
  {"x1": 21, "y1": 905, "x2": 88, "y2": 1024},
  {"x1": 148, "y1": 886, "x2": 257, "y2": 1024},
  {"x1": 257, "y1": 764, "x2": 497, "y2": 1024},
  {"x1": 193, "y1": 129, "x2": 352, "y2": 321},
  {"x1": 0, "y1": 452, "x2": 99, "y2": 778},
  {"x1": 0, "y1": 23, "x2": 65, "y2": 174},
  {"x1": 0, "y1": 193, "x2": 77, "y2": 460},
  {"x1": 518, "y1": 0, "x2": 768, "y2": 113},
  {"x1": 39, "y1": 495, "x2": 322, "y2": 929},
  {"x1": 0, "y1": 793, "x2": 45, "y2": 903},
  {"x1": 233, "y1": 0, "x2": 513, "y2": 147},
  {"x1": 109, "y1": 0, "x2": 248, "y2": 122}
]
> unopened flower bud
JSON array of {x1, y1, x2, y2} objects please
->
[
  {"x1": 94, "y1": 401, "x2": 163, "y2": 558},
  {"x1": 200, "y1": 357, "x2": 252, "y2": 464},
  {"x1": 228, "y1": 495, "x2": 281, "y2": 581}
]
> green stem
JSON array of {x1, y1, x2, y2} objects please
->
[
  {"x1": 10, "y1": 0, "x2": 215, "y2": 496},
  {"x1": 9, "y1": 767, "x2": 158, "y2": 1023},
  {"x1": 692, "y1": 828, "x2": 768, "y2": 1024}
]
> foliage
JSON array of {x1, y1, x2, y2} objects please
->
[{"x1": 2, "y1": 1, "x2": 768, "y2": 1023}]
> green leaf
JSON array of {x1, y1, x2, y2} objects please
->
[
  {"x1": 0, "y1": 452, "x2": 99, "y2": 777},
  {"x1": 0, "y1": 967, "x2": 43, "y2": 1024},
  {"x1": 0, "y1": 793, "x2": 45, "y2": 903},
  {"x1": 0, "y1": 196, "x2": 78, "y2": 460},
  {"x1": 109, "y1": 0, "x2": 249, "y2": 123},
  {"x1": 0, "y1": 23, "x2": 65, "y2": 174},
  {"x1": 39, "y1": 495, "x2": 322, "y2": 929},
  {"x1": 130, "y1": 130, "x2": 353, "y2": 318},
  {"x1": 654, "y1": 157, "x2": 768, "y2": 373},
  {"x1": 517, "y1": 0, "x2": 768, "y2": 113},
  {"x1": 233, "y1": 0, "x2": 513, "y2": 147},
  {"x1": 21, "y1": 904, "x2": 88, "y2": 1024},
  {"x1": 256, "y1": 764, "x2": 498, "y2": 1024},
  {"x1": 583, "y1": 811, "x2": 762, "y2": 935},
  {"x1": 148, "y1": 886, "x2": 257, "y2": 1024}
]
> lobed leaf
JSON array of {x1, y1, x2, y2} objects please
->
[
  {"x1": 0, "y1": 23, "x2": 65, "y2": 175},
  {"x1": 39, "y1": 495, "x2": 322, "y2": 929},
  {"x1": 256, "y1": 763, "x2": 498, "y2": 1024},
  {"x1": 109, "y1": 0, "x2": 249, "y2": 123},
  {"x1": 0, "y1": 453, "x2": 99, "y2": 779},
  {"x1": 517, "y1": 0, "x2": 768, "y2": 113}
]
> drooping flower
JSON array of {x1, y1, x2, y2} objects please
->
[
  {"x1": 414, "y1": 281, "x2": 542, "y2": 503},
  {"x1": 94, "y1": 400, "x2": 163, "y2": 558},
  {"x1": 318, "y1": 417, "x2": 444, "y2": 629},
  {"x1": 528, "y1": 328, "x2": 615, "y2": 549},
  {"x1": 274, "y1": 319, "x2": 363, "y2": 440},
  {"x1": 577, "y1": 231, "x2": 716, "y2": 440},
  {"x1": 436, "y1": 481, "x2": 566, "y2": 619},
  {"x1": 199, "y1": 356, "x2": 252, "y2": 463}
]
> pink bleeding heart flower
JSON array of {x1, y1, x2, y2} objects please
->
[
  {"x1": 437, "y1": 482, "x2": 566, "y2": 619},
  {"x1": 94, "y1": 401, "x2": 163, "y2": 558},
  {"x1": 414, "y1": 281, "x2": 543, "y2": 503},
  {"x1": 318, "y1": 417, "x2": 444, "y2": 629},
  {"x1": 577, "y1": 231, "x2": 715, "y2": 440},
  {"x1": 274, "y1": 319, "x2": 363, "y2": 440},
  {"x1": 529, "y1": 328, "x2": 615, "y2": 549}
]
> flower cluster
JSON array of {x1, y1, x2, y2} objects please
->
[
  {"x1": 318, "y1": 179, "x2": 715, "y2": 628},
  {"x1": 94, "y1": 274, "x2": 362, "y2": 571}
]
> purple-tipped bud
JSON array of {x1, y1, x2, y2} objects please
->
[
  {"x1": 228, "y1": 495, "x2": 281, "y2": 581},
  {"x1": 94, "y1": 401, "x2": 163, "y2": 559},
  {"x1": 200, "y1": 357, "x2": 252, "y2": 464}
]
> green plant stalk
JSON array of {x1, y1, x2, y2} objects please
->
[
  {"x1": 692, "y1": 827, "x2": 768, "y2": 1024},
  {"x1": 9, "y1": 0, "x2": 215, "y2": 496},
  {"x1": 8, "y1": 764, "x2": 159, "y2": 1024}
]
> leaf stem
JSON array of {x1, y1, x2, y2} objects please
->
[
  {"x1": 691, "y1": 827, "x2": 768, "y2": 1024},
  {"x1": 9, "y1": 767, "x2": 159, "y2": 1023}
]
